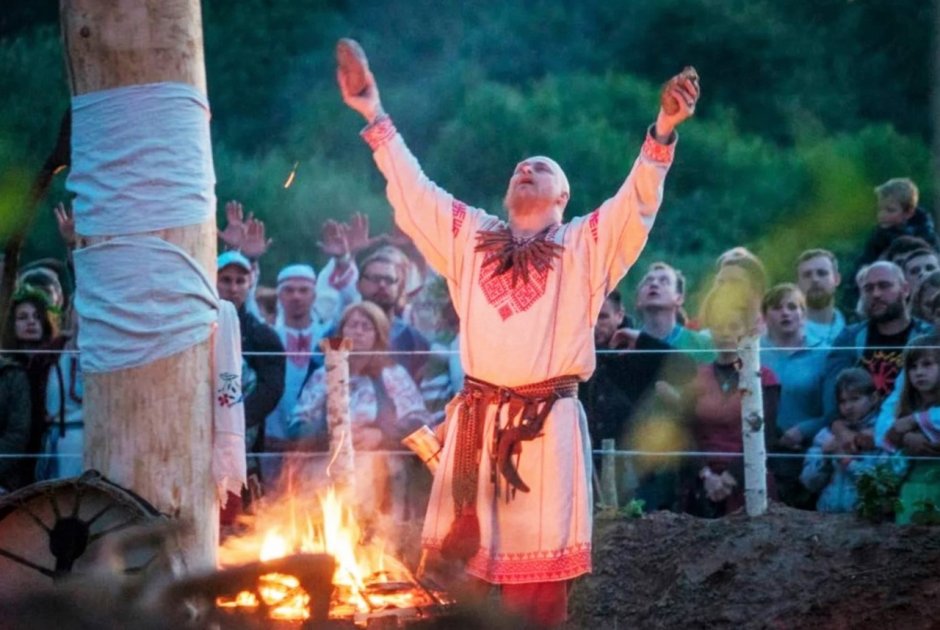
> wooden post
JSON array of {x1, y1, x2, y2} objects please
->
[
  {"x1": 600, "y1": 438, "x2": 618, "y2": 509},
  {"x1": 322, "y1": 338, "x2": 355, "y2": 494},
  {"x1": 61, "y1": 0, "x2": 218, "y2": 569},
  {"x1": 738, "y1": 335, "x2": 768, "y2": 516}
]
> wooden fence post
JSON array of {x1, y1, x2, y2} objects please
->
[{"x1": 600, "y1": 437, "x2": 619, "y2": 509}]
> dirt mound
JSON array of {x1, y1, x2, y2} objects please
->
[{"x1": 569, "y1": 504, "x2": 940, "y2": 629}]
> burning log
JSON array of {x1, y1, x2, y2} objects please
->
[
  {"x1": 213, "y1": 339, "x2": 456, "y2": 625},
  {"x1": 175, "y1": 553, "x2": 335, "y2": 623},
  {"x1": 215, "y1": 486, "x2": 455, "y2": 626}
]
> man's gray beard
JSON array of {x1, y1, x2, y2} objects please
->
[
  {"x1": 805, "y1": 290, "x2": 833, "y2": 311},
  {"x1": 868, "y1": 299, "x2": 907, "y2": 324}
]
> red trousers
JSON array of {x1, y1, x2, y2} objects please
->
[
  {"x1": 219, "y1": 490, "x2": 242, "y2": 527},
  {"x1": 465, "y1": 577, "x2": 569, "y2": 626},
  {"x1": 501, "y1": 581, "x2": 570, "y2": 627}
]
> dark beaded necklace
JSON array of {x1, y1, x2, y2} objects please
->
[{"x1": 474, "y1": 224, "x2": 565, "y2": 287}]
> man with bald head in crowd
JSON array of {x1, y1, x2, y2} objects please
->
[
  {"x1": 338, "y1": 39, "x2": 699, "y2": 626},
  {"x1": 823, "y1": 261, "x2": 933, "y2": 423}
]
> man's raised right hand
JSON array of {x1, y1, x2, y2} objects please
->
[{"x1": 336, "y1": 38, "x2": 384, "y2": 123}]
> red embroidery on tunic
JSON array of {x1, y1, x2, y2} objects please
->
[
  {"x1": 360, "y1": 115, "x2": 397, "y2": 151},
  {"x1": 478, "y1": 251, "x2": 552, "y2": 320},
  {"x1": 452, "y1": 200, "x2": 467, "y2": 237},
  {"x1": 422, "y1": 539, "x2": 592, "y2": 583},
  {"x1": 468, "y1": 544, "x2": 592, "y2": 584},
  {"x1": 588, "y1": 209, "x2": 600, "y2": 243},
  {"x1": 641, "y1": 131, "x2": 675, "y2": 164}
]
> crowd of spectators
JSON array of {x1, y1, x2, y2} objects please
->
[{"x1": 2, "y1": 175, "x2": 939, "y2": 527}]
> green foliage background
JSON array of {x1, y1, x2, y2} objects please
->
[{"x1": 0, "y1": 0, "x2": 934, "y2": 311}]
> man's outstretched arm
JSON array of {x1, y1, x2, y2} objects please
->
[
  {"x1": 578, "y1": 68, "x2": 700, "y2": 303},
  {"x1": 337, "y1": 40, "x2": 481, "y2": 284}
]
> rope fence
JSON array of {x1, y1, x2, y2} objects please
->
[
  {"x1": 5, "y1": 340, "x2": 934, "y2": 516},
  {"x1": 4, "y1": 344, "x2": 940, "y2": 356},
  {"x1": 1, "y1": 450, "x2": 936, "y2": 461}
]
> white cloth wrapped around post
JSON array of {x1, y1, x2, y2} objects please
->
[
  {"x1": 67, "y1": 81, "x2": 244, "y2": 504},
  {"x1": 73, "y1": 236, "x2": 218, "y2": 373},
  {"x1": 68, "y1": 82, "x2": 215, "y2": 235}
]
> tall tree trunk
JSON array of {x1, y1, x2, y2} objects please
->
[{"x1": 60, "y1": 0, "x2": 218, "y2": 569}]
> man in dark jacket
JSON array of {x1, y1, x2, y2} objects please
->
[
  {"x1": 580, "y1": 289, "x2": 696, "y2": 509},
  {"x1": 217, "y1": 251, "x2": 285, "y2": 515}
]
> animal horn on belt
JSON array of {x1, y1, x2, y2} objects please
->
[{"x1": 495, "y1": 394, "x2": 558, "y2": 494}]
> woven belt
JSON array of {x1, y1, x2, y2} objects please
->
[{"x1": 441, "y1": 374, "x2": 579, "y2": 561}]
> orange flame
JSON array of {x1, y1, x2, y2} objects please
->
[{"x1": 217, "y1": 484, "x2": 434, "y2": 621}]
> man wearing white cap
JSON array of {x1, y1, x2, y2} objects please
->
[{"x1": 262, "y1": 261, "x2": 358, "y2": 483}]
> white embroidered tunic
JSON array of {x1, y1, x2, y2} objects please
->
[{"x1": 362, "y1": 116, "x2": 675, "y2": 583}]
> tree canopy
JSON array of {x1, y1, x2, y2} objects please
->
[{"x1": 0, "y1": 0, "x2": 933, "y2": 310}]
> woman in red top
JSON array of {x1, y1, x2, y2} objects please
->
[{"x1": 681, "y1": 283, "x2": 780, "y2": 517}]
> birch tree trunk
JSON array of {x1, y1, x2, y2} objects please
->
[
  {"x1": 61, "y1": 0, "x2": 218, "y2": 569},
  {"x1": 738, "y1": 335, "x2": 768, "y2": 516},
  {"x1": 323, "y1": 338, "x2": 355, "y2": 494}
]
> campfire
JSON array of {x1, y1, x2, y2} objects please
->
[{"x1": 215, "y1": 484, "x2": 453, "y2": 626}]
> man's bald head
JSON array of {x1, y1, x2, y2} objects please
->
[
  {"x1": 527, "y1": 155, "x2": 570, "y2": 197},
  {"x1": 857, "y1": 261, "x2": 910, "y2": 323},
  {"x1": 504, "y1": 155, "x2": 570, "y2": 219}
]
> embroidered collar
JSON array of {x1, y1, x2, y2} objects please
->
[{"x1": 474, "y1": 223, "x2": 564, "y2": 287}]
